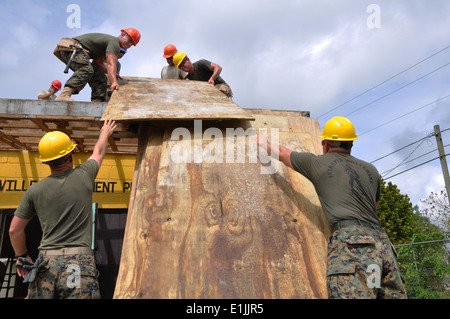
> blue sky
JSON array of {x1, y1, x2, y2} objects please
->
[{"x1": 0, "y1": 0, "x2": 449, "y2": 207}]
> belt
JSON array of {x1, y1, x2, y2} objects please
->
[
  {"x1": 331, "y1": 219, "x2": 383, "y2": 233},
  {"x1": 39, "y1": 247, "x2": 93, "y2": 256}
]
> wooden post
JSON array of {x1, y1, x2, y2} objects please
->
[{"x1": 434, "y1": 125, "x2": 450, "y2": 203}]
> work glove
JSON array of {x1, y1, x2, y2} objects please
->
[{"x1": 17, "y1": 254, "x2": 49, "y2": 283}]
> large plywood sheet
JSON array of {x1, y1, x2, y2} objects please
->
[
  {"x1": 114, "y1": 111, "x2": 329, "y2": 299},
  {"x1": 101, "y1": 77, "x2": 254, "y2": 121}
]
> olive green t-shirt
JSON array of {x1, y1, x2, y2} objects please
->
[
  {"x1": 290, "y1": 151, "x2": 381, "y2": 228},
  {"x1": 186, "y1": 59, "x2": 228, "y2": 85},
  {"x1": 14, "y1": 159, "x2": 99, "y2": 250},
  {"x1": 73, "y1": 33, "x2": 120, "y2": 59}
]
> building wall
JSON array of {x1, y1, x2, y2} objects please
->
[
  {"x1": 0, "y1": 151, "x2": 135, "y2": 209},
  {"x1": 0, "y1": 151, "x2": 135, "y2": 298}
]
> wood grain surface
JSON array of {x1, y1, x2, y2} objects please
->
[
  {"x1": 101, "y1": 77, "x2": 254, "y2": 121},
  {"x1": 114, "y1": 110, "x2": 329, "y2": 299}
]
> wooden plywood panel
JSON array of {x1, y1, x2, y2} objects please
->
[
  {"x1": 102, "y1": 77, "x2": 254, "y2": 121},
  {"x1": 114, "y1": 112, "x2": 329, "y2": 299}
]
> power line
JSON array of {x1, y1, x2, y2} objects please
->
[
  {"x1": 380, "y1": 143, "x2": 450, "y2": 175},
  {"x1": 369, "y1": 127, "x2": 450, "y2": 164},
  {"x1": 381, "y1": 138, "x2": 429, "y2": 178},
  {"x1": 359, "y1": 94, "x2": 450, "y2": 136},
  {"x1": 370, "y1": 133, "x2": 434, "y2": 164},
  {"x1": 384, "y1": 153, "x2": 449, "y2": 180},
  {"x1": 345, "y1": 62, "x2": 450, "y2": 117},
  {"x1": 317, "y1": 45, "x2": 450, "y2": 118}
]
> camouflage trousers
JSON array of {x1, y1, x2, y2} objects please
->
[
  {"x1": 327, "y1": 225, "x2": 407, "y2": 299},
  {"x1": 26, "y1": 252, "x2": 100, "y2": 299},
  {"x1": 60, "y1": 50, "x2": 108, "y2": 101},
  {"x1": 215, "y1": 83, "x2": 233, "y2": 98}
]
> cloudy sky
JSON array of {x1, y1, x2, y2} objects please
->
[{"x1": 0, "y1": 0, "x2": 449, "y2": 207}]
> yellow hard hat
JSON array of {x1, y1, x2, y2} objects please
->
[
  {"x1": 321, "y1": 116, "x2": 357, "y2": 141},
  {"x1": 38, "y1": 131, "x2": 77, "y2": 162},
  {"x1": 172, "y1": 51, "x2": 187, "y2": 68}
]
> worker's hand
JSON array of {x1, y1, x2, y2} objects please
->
[
  {"x1": 256, "y1": 134, "x2": 268, "y2": 147},
  {"x1": 15, "y1": 256, "x2": 32, "y2": 278},
  {"x1": 101, "y1": 119, "x2": 117, "y2": 137},
  {"x1": 208, "y1": 78, "x2": 215, "y2": 85},
  {"x1": 110, "y1": 82, "x2": 119, "y2": 91}
]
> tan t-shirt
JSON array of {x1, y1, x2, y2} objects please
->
[
  {"x1": 38, "y1": 89, "x2": 56, "y2": 101},
  {"x1": 161, "y1": 65, "x2": 187, "y2": 79}
]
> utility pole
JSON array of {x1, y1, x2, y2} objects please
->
[{"x1": 434, "y1": 125, "x2": 450, "y2": 202}]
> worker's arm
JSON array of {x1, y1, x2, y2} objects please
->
[
  {"x1": 37, "y1": 94, "x2": 50, "y2": 100},
  {"x1": 208, "y1": 62, "x2": 222, "y2": 84},
  {"x1": 92, "y1": 57, "x2": 107, "y2": 73},
  {"x1": 257, "y1": 134, "x2": 293, "y2": 169},
  {"x1": 38, "y1": 88, "x2": 57, "y2": 100},
  {"x1": 89, "y1": 119, "x2": 117, "y2": 167},
  {"x1": 105, "y1": 52, "x2": 119, "y2": 91},
  {"x1": 9, "y1": 216, "x2": 31, "y2": 278}
]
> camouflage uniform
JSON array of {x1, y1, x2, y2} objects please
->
[
  {"x1": 327, "y1": 224, "x2": 407, "y2": 299},
  {"x1": 26, "y1": 252, "x2": 100, "y2": 299},
  {"x1": 60, "y1": 50, "x2": 108, "y2": 101}
]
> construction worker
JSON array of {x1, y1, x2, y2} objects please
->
[
  {"x1": 256, "y1": 116, "x2": 407, "y2": 299},
  {"x1": 53, "y1": 28, "x2": 141, "y2": 102},
  {"x1": 161, "y1": 44, "x2": 187, "y2": 79},
  {"x1": 38, "y1": 80, "x2": 61, "y2": 100},
  {"x1": 9, "y1": 119, "x2": 117, "y2": 299},
  {"x1": 172, "y1": 52, "x2": 233, "y2": 98}
]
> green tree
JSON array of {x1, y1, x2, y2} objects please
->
[
  {"x1": 395, "y1": 190, "x2": 450, "y2": 299},
  {"x1": 396, "y1": 230, "x2": 450, "y2": 298},
  {"x1": 420, "y1": 190, "x2": 449, "y2": 232},
  {"x1": 377, "y1": 179, "x2": 417, "y2": 245}
]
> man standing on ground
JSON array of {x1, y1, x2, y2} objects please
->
[
  {"x1": 172, "y1": 51, "x2": 233, "y2": 98},
  {"x1": 53, "y1": 28, "x2": 140, "y2": 102},
  {"x1": 9, "y1": 119, "x2": 117, "y2": 299},
  {"x1": 256, "y1": 116, "x2": 407, "y2": 299}
]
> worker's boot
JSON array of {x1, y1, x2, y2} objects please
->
[{"x1": 55, "y1": 87, "x2": 75, "y2": 101}]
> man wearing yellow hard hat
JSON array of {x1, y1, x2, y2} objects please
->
[
  {"x1": 257, "y1": 116, "x2": 407, "y2": 299},
  {"x1": 172, "y1": 51, "x2": 233, "y2": 98},
  {"x1": 9, "y1": 120, "x2": 116, "y2": 299}
]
